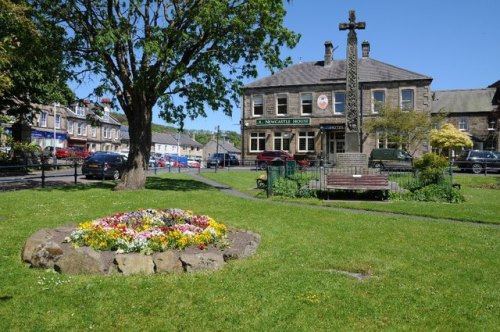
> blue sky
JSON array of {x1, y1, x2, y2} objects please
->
[{"x1": 72, "y1": 0, "x2": 500, "y2": 132}]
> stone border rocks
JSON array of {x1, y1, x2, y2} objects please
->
[{"x1": 22, "y1": 224, "x2": 260, "y2": 275}]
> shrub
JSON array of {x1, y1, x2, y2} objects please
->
[
  {"x1": 413, "y1": 153, "x2": 449, "y2": 186},
  {"x1": 272, "y1": 174, "x2": 317, "y2": 198},
  {"x1": 391, "y1": 184, "x2": 465, "y2": 203}
]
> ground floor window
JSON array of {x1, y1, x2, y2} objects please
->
[
  {"x1": 298, "y1": 131, "x2": 315, "y2": 152},
  {"x1": 250, "y1": 132, "x2": 265, "y2": 152},
  {"x1": 273, "y1": 132, "x2": 290, "y2": 151}
]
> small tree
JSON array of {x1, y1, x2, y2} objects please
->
[
  {"x1": 362, "y1": 104, "x2": 435, "y2": 155},
  {"x1": 429, "y1": 123, "x2": 473, "y2": 158}
]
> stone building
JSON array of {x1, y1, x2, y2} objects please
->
[
  {"x1": 431, "y1": 85, "x2": 499, "y2": 152},
  {"x1": 240, "y1": 41, "x2": 432, "y2": 164}
]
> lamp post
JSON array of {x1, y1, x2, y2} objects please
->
[
  {"x1": 52, "y1": 102, "x2": 60, "y2": 165},
  {"x1": 215, "y1": 125, "x2": 220, "y2": 172}
]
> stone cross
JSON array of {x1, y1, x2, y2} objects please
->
[{"x1": 339, "y1": 10, "x2": 365, "y2": 152}]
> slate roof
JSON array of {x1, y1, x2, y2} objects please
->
[
  {"x1": 207, "y1": 139, "x2": 241, "y2": 154},
  {"x1": 243, "y1": 58, "x2": 432, "y2": 89},
  {"x1": 431, "y1": 88, "x2": 496, "y2": 114}
]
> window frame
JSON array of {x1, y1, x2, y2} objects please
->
[
  {"x1": 333, "y1": 91, "x2": 346, "y2": 115},
  {"x1": 252, "y1": 95, "x2": 264, "y2": 117},
  {"x1": 301, "y1": 93, "x2": 313, "y2": 115},
  {"x1": 371, "y1": 89, "x2": 386, "y2": 114},
  {"x1": 297, "y1": 131, "x2": 315, "y2": 152},
  {"x1": 41, "y1": 112, "x2": 47, "y2": 127},
  {"x1": 458, "y1": 117, "x2": 469, "y2": 131},
  {"x1": 67, "y1": 120, "x2": 73, "y2": 134},
  {"x1": 400, "y1": 88, "x2": 415, "y2": 111},
  {"x1": 276, "y1": 93, "x2": 288, "y2": 116},
  {"x1": 250, "y1": 132, "x2": 266, "y2": 152}
]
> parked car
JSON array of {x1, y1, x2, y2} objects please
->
[
  {"x1": 82, "y1": 153, "x2": 127, "y2": 180},
  {"x1": 207, "y1": 153, "x2": 239, "y2": 168},
  {"x1": 229, "y1": 155, "x2": 240, "y2": 166},
  {"x1": 187, "y1": 159, "x2": 200, "y2": 168},
  {"x1": 453, "y1": 149, "x2": 500, "y2": 174},
  {"x1": 68, "y1": 147, "x2": 92, "y2": 159},
  {"x1": 55, "y1": 148, "x2": 71, "y2": 159},
  {"x1": 255, "y1": 150, "x2": 309, "y2": 170},
  {"x1": 368, "y1": 148, "x2": 413, "y2": 170}
]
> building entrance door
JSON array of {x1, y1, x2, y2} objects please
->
[{"x1": 327, "y1": 132, "x2": 345, "y2": 164}]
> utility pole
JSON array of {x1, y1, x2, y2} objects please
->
[{"x1": 215, "y1": 125, "x2": 220, "y2": 172}]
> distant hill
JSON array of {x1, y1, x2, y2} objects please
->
[{"x1": 111, "y1": 111, "x2": 240, "y2": 147}]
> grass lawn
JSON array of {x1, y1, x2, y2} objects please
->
[
  {"x1": 0, "y1": 173, "x2": 499, "y2": 330},
  {"x1": 202, "y1": 170, "x2": 500, "y2": 224}
]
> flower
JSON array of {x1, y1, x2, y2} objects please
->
[{"x1": 66, "y1": 208, "x2": 227, "y2": 254}]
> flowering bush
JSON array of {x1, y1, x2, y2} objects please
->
[{"x1": 66, "y1": 208, "x2": 228, "y2": 254}]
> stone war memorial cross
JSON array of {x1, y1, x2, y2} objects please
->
[{"x1": 339, "y1": 10, "x2": 365, "y2": 153}]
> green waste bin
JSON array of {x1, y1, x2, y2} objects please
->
[
  {"x1": 267, "y1": 166, "x2": 284, "y2": 196},
  {"x1": 285, "y1": 160, "x2": 297, "y2": 177}
]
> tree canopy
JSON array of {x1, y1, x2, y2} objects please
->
[
  {"x1": 35, "y1": 0, "x2": 299, "y2": 189},
  {"x1": 429, "y1": 123, "x2": 473, "y2": 153},
  {"x1": 362, "y1": 105, "x2": 436, "y2": 155},
  {"x1": 0, "y1": 0, "x2": 74, "y2": 131}
]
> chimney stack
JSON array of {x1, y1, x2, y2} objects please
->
[
  {"x1": 361, "y1": 40, "x2": 370, "y2": 58},
  {"x1": 324, "y1": 41, "x2": 333, "y2": 66}
]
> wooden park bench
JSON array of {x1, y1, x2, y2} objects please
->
[{"x1": 326, "y1": 173, "x2": 390, "y2": 199}]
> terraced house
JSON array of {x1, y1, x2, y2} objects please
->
[{"x1": 241, "y1": 40, "x2": 433, "y2": 164}]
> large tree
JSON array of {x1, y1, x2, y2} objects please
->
[
  {"x1": 362, "y1": 105, "x2": 439, "y2": 155},
  {"x1": 0, "y1": 0, "x2": 74, "y2": 139},
  {"x1": 35, "y1": 0, "x2": 299, "y2": 190}
]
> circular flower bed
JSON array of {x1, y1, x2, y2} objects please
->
[{"x1": 65, "y1": 208, "x2": 228, "y2": 254}]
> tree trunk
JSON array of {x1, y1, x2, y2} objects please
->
[{"x1": 114, "y1": 99, "x2": 152, "y2": 190}]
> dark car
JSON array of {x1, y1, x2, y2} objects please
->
[
  {"x1": 82, "y1": 153, "x2": 127, "y2": 180},
  {"x1": 207, "y1": 153, "x2": 235, "y2": 168},
  {"x1": 369, "y1": 148, "x2": 413, "y2": 170},
  {"x1": 255, "y1": 150, "x2": 309, "y2": 170},
  {"x1": 454, "y1": 149, "x2": 500, "y2": 174}
]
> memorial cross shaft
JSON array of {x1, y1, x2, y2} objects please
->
[{"x1": 339, "y1": 10, "x2": 365, "y2": 152}]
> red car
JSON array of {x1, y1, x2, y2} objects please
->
[
  {"x1": 68, "y1": 147, "x2": 92, "y2": 159},
  {"x1": 55, "y1": 148, "x2": 70, "y2": 158}
]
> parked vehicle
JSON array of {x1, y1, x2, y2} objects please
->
[
  {"x1": 82, "y1": 153, "x2": 127, "y2": 180},
  {"x1": 453, "y1": 149, "x2": 500, "y2": 174},
  {"x1": 229, "y1": 155, "x2": 240, "y2": 166},
  {"x1": 187, "y1": 159, "x2": 200, "y2": 168},
  {"x1": 368, "y1": 148, "x2": 413, "y2": 170},
  {"x1": 55, "y1": 148, "x2": 71, "y2": 159},
  {"x1": 207, "y1": 153, "x2": 239, "y2": 168},
  {"x1": 68, "y1": 147, "x2": 92, "y2": 159},
  {"x1": 255, "y1": 150, "x2": 309, "y2": 170}
]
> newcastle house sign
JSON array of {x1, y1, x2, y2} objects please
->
[{"x1": 256, "y1": 118, "x2": 310, "y2": 126}]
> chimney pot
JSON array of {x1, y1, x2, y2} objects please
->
[
  {"x1": 362, "y1": 40, "x2": 370, "y2": 58},
  {"x1": 324, "y1": 41, "x2": 333, "y2": 66}
]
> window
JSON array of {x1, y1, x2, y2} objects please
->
[
  {"x1": 41, "y1": 112, "x2": 47, "y2": 127},
  {"x1": 401, "y1": 89, "x2": 414, "y2": 111},
  {"x1": 372, "y1": 90, "x2": 385, "y2": 113},
  {"x1": 77, "y1": 123, "x2": 84, "y2": 135},
  {"x1": 298, "y1": 131, "x2": 315, "y2": 152},
  {"x1": 459, "y1": 117, "x2": 468, "y2": 131},
  {"x1": 334, "y1": 92, "x2": 345, "y2": 114},
  {"x1": 82, "y1": 124, "x2": 87, "y2": 136},
  {"x1": 55, "y1": 114, "x2": 61, "y2": 129},
  {"x1": 301, "y1": 93, "x2": 312, "y2": 114},
  {"x1": 377, "y1": 132, "x2": 398, "y2": 149},
  {"x1": 252, "y1": 95, "x2": 263, "y2": 116},
  {"x1": 111, "y1": 129, "x2": 115, "y2": 140},
  {"x1": 91, "y1": 126, "x2": 96, "y2": 137},
  {"x1": 67, "y1": 120, "x2": 73, "y2": 134},
  {"x1": 75, "y1": 106, "x2": 85, "y2": 116},
  {"x1": 276, "y1": 94, "x2": 287, "y2": 115},
  {"x1": 250, "y1": 132, "x2": 265, "y2": 152},
  {"x1": 273, "y1": 132, "x2": 290, "y2": 151}
]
